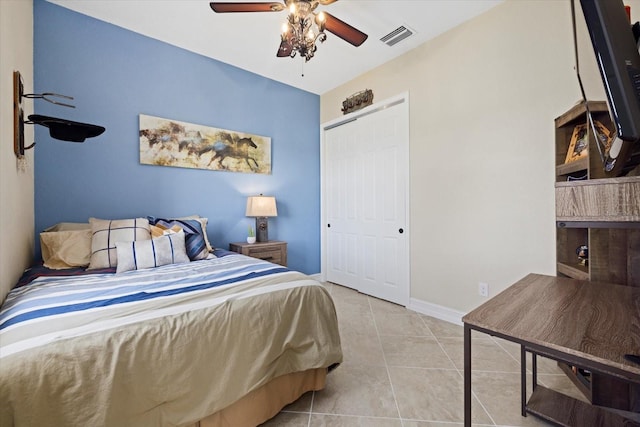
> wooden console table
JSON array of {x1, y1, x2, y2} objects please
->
[{"x1": 462, "y1": 273, "x2": 640, "y2": 426}]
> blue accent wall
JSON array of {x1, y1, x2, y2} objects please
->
[{"x1": 33, "y1": 0, "x2": 321, "y2": 274}]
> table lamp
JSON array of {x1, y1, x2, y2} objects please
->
[{"x1": 246, "y1": 195, "x2": 277, "y2": 242}]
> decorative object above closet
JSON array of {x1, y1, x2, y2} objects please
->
[
  {"x1": 341, "y1": 89, "x2": 373, "y2": 115},
  {"x1": 12, "y1": 70, "x2": 105, "y2": 158}
]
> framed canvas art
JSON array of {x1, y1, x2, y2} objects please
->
[{"x1": 139, "y1": 114, "x2": 271, "y2": 174}]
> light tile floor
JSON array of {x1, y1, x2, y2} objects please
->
[{"x1": 261, "y1": 282, "x2": 587, "y2": 427}]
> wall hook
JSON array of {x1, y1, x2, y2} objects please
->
[
  {"x1": 22, "y1": 92, "x2": 75, "y2": 109},
  {"x1": 13, "y1": 70, "x2": 105, "y2": 158}
]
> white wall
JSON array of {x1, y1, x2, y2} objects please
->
[
  {"x1": 321, "y1": 0, "x2": 622, "y2": 314},
  {"x1": 0, "y1": 0, "x2": 34, "y2": 302}
]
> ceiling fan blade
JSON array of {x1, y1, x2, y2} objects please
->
[
  {"x1": 318, "y1": 0, "x2": 338, "y2": 5},
  {"x1": 209, "y1": 2, "x2": 285, "y2": 13},
  {"x1": 323, "y1": 12, "x2": 368, "y2": 47},
  {"x1": 277, "y1": 39, "x2": 293, "y2": 57}
]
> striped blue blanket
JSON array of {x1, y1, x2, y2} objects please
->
[{"x1": 0, "y1": 254, "x2": 287, "y2": 358}]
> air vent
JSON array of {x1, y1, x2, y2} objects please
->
[{"x1": 380, "y1": 25, "x2": 414, "y2": 47}]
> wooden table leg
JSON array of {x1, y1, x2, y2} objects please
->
[{"x1": 464, "y1": 324, "x2": 472, "y2": 427}]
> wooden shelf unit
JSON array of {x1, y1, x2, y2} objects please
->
[
  {"x1": 555, "y1": 177, "x2": 640, "y2": 285},
  {"x1": 554, "y1": 100, "x2": 612, "y2": 182},
  {"x1": 553, "y1": 102, "x2": 640, "y2": 413},
  {"x1": 554, "y1": 101, "x2": 640, "y2": 286}
]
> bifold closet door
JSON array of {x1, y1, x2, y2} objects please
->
[{"x1": 324, "y1": 99, "x2": 409, "y2": 306}]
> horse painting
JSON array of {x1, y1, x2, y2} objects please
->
[
  {"x1": 139, "y1": 114, "x2": 271, "y2": 174},
  {"x1": 198, "y1": 137, "x2": 259, "y2": 171}
]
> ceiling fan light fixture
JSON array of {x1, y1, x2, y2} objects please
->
[
  {"x1": 210, "y1": 1, "x2": 368, "y2": 63},
  {"x1": 279, "y1": 1, "x2": 327, "y2": 62}
]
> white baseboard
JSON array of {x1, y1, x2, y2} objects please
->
[{"x1": 407, "y1": 298, "x2": 465, "y2": 326}]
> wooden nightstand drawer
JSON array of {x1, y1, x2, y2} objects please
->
[
  {"x1": 246, "y1": 248, "x2": 282, "y2": 263},
  {"x1": 229, "y1": 241, "x2": 287, "y2": 267}
]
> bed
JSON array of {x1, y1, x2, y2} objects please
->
[{"x1": 0, "y1": 217, "x2": 342, "y2": 427}]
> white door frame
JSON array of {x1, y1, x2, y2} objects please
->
[{"x1": 320, "y1": 92, "x2": 410, "y2": 305}]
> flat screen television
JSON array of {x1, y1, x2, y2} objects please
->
[{"x1": 580, "y1": 0, "x2": 640, "y2": 175}]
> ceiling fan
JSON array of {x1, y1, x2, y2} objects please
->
[{"x1": 209, "y1": 1, "x2": 368, "y2": 62}]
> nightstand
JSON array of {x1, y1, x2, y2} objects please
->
[{"x1": 228, "y1": 240, "x2": 287, "y2": 266}]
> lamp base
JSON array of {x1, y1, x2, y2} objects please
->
[{"x1": 256, "y1": 217, "x2": 269, "y2": 242}]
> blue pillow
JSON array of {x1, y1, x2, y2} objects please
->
[{"x1": 147, "y1": 217, "x2": 208, "y2": 261}]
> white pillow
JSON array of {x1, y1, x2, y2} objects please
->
[
  {"x1": 40, "y1": 229, "x2": 92, "y2": 269},
  {"x1": 116, "y1": 231, "x2": 190, "y2": 273},
  {"x1": 88, "y1": 217, "x2": 151, "y2": 269}
]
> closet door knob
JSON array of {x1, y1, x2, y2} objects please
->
[
  {"x1": 399, "y1": 228, "x2": 404, "y2": 234},
  {"x1": 327, "y1": 224, "x2": 331, "y2": 228}
]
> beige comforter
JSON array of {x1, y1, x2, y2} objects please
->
[{"x1": 0, "y1": 255, "x2": 342, "y2": 427}]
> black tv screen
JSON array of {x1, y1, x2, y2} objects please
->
[{"x1": 580, "y1": 0, "x2": 640, "y2": 174}]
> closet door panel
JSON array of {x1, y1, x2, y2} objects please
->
[
  {"x1": 324, "y1": 97, "x2": 409, "y2": 305},
  {"x1": 326, "y1": 121, "x2": 360, "y2": 288}
]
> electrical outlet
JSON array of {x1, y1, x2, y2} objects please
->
[{"x1": 478, "y1": 282, "x2": 489, "y2": 297}]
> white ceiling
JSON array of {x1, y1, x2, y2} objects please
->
[{"x1": 48, "y1": 0, "x2": 503, "y2": 95}]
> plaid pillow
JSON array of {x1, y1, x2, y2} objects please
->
[
  {"x1": 88, "y1": 218, "x2": 151, "y2": 269},
  {"x1": 147, "y1": 217, "x2": 208, "y2": 261}
]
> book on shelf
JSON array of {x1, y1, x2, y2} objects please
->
[
  {"x1": 564, "y1": 120, "x2": 613, "y2": 164},
  {"x1": 565, "y1": 123, "x2": 588, "y2": 164}
]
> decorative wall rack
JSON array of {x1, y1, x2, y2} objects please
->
[
  {"x1": 13, "y1": 70, "x2": 105, "y2": 158},
  {"x1": 341, "y1": 89, "x2": 374, "y2": 115}
]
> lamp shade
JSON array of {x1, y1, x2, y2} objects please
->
[{"x1": 246, "y1": 196, "x2": 277, "y2": 217}]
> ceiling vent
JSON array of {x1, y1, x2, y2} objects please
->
[{"x1": 380, "y1": 25, "x2": 414, "y2": 47}]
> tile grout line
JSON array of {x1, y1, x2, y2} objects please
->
[
  {"x1": 418, "y1": 316, "x2": 498, "y2": 426},
  {"x1": 491, "y1": 336, "x2": 575, "y2": 394},
  {"x1": 307, "y1": 389, "x2": 314, "y2": 427},
  {"x1": 367, "y1": 295, "x2": 405, "y2": 426},
  {"x1": 491, "y1": 336, "x2": 531, "y2": 373}
]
